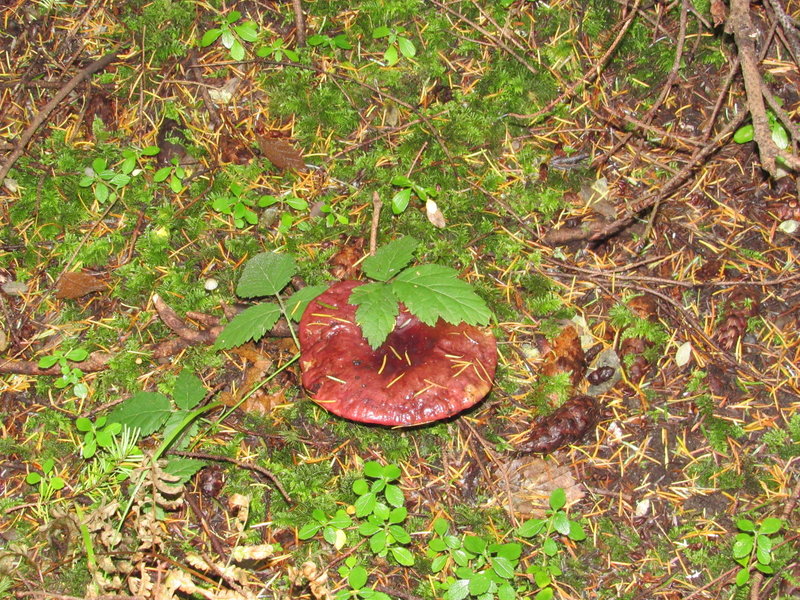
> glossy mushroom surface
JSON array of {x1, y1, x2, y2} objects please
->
[{"x1": 299, "y1": 280, "x2": 497, "y2": 426}]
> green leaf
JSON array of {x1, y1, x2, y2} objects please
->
[
  {"x1": 142, "y1": 145, "x2": 161, "y2": 156},
  {"x1": 350, "y1": 283, "x2": 399, "y2": 348},
  {"x1": 431, "y1": 554, "x2": 448, "y2": 572},
  {"x1": 735, "y1": 567, "x2": 750, "y2": 586},
  {"x1": 298, "y1": 522, "x2": 322, "y2": 539},
  {"x1": 498, "y1": 583, "x2": 517, "y2": 600},
  {"x1": 50, "y1": 476, "x2": 66, "y2": 490},
  {"x1": 491, "y1": 556, "x2": 516, "y2": 579},
  {"x1": 362, "y1": 237, "x2": 419, "y2": 282},
  {"x1": 173, "y1": 370, "x2": 205, "y2": 410},
  {"x1": 384, "y1": 44, "x2": 399, "y2": 66},
  {"x1": 237, "y1": 252, "x2": 296, "y2": 297},
  {"x1": 370, "y1": 530, "x2": 387, "y2": 553},
  {"x1": 334, "y1": 34, "x2": 352, "y2": 49},
  {"x1": 372, "y1": 26, "x2": 391, "y2": 38},
  {"x1": 38, "y1": 355, "x2": 60, "y2": 368},
  {"x1": 348, "y1": 565, "x2": 368, "y2": 590},
  {"x1": 389, "y1": 524, "x2": 411, "y2": 544},
  {"x1": 772, "y1": 123, "x2": 789, "y2": 149},
  {"x1": 568, "y1": 521, "x2": 586, "y2": 541},
  {"x1": 397, "y1": 36, "x2": 416, "y2": 58},
  {"x1": 391, "y1": 547, "x2": 415, "y2": 566},
  {"x1": 200, "y1": 28, "x2": 223, "y2": 47},
  {"x1": 463, "y1": 535, "x2": 487, "y2": 554},
  {"x1": 388, "y1": 506, "x2": 407, "y2": 524},
  {"x1": 469, "y1": 574, "x2": 491, "y2": 595},
  {"x1": 433, "y1": 518, "x2": 450, "y2": 536},
  {"x1": 109, "y1": 173, "x2": 131, "y2": 187},
  {"x1": 737, "y1": 518, "x2": 755, "y2": 532},
  {"x1": 94, "y1": 183, "x2": 109, "y2": 202},
  {"x1": 285, "y1": 196, "x2": 308, "y2": 210},
  {"x1": 65, "y1": 348, "x2": 88, "y2": 362},
  {"x1": 758, "y1": 518, "x2": 783, "y2": 535},
  {"x1": 329, "y1": 509, "x2": 352, "y2": 529},
  {"x1": 733, "y1": 533, "x2": 753, "y2": 559},
  {"x1": 215, "y1": 303, "x2": 282, "y2": 349},
  {"x1": 364, "y1": 461, "x2": 384, "y2": 478},
  {"x1": 534, "y1": 588, "x2": 554, "y2": 600},
  {"x1": 352, "y1": 478, "x2": 369, "y2": 495},
  {"x1": 552, "y1": 512, "x2": 571, "y2": 535},
  {"x1": 391, "y1": 187, "x2": 411, "y2": 214},
  {"x1": 75, "y1": 417, "x2": 92, "y2": 432},
  {"x1": 153, "y1": 167, "x2": 172, "y2": 182},
  {"x1": 355, "y1": 491, "x2": 377, "y2": 517},
  {"x1": 391, "y1": 265, "x2": 492, "y2": 327},
  {"x1": 358, "y1": 522, "x2": 381, "y2": 536},
  {"x1": 446, "y1": 579, "x2": 471, "y2": 600},
  {"x1": 234, "y1": 22, "x2": 259, "y2": 42},
  {"x1": 429, "y1": 538, "x2": 447, "y2": 552},
  {"x1": 384, "y1": 483, "x2": 404, "y2": 507},
  {"x1": 733, "y1": 124, "x2": 754, "y2": 144},
  {"x1": 230, "y1": 39, "x2": 245, "y2": 60},
  {"x1": 550, "y1": 488, "x2": 567, "y2": 511},
  {"x1": 26, "y1": 472, "x2": 42, "y2": 485},
  {"x1": 108, "y1": 391, "x2": 171, "y2": 436},
  {"x1": 164, "y1": 458, "x2": 206, "y2": 484},
  {"x1": 542, "y1": 537, "x2": 558, "y2": 557}
]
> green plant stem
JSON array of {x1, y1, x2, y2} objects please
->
[
  {"x1": 74, "y1": 503, "x2": 96, "y2": 570},
  {"x1": 274, "y1": 293, "x2": 301, "y2": 349}
]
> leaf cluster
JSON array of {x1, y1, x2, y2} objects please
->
[{"x1": 732, "y1": 517, "x2": 784, "y2": 586}]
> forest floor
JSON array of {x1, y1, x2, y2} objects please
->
[{"x1": 1, "y1": 1, "x2": 799, "y2": 599}]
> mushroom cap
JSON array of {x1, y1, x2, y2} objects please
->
[{"x1": 299, "y1": 280, "x2": 497, "y2": 426}]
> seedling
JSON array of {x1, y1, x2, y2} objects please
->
[
  {"x1": 372, "y1": 26, "x2": 416, "y2": 66},
  {"x1": 120, "y1": 145, "x2": 160, "y2": 175},
  {"x1": 336, "y1": 558, "x2": 391, "y2": 600},
  {"x1": 38, "y1": 347, "x2": 90, "y2": 399},
  {"x1": 732, "y1": 517, "x2": 784, "y2": 586},
  {"x1": 153, "y1": 156, "x2": 187, "y2": 194},
  {"x1": 211, "y1": 183, "x2": 272, "y2": 228},
  {"x1": 517, "y1": 488, "x2": 587, "y2": 600},
  {"x1": 389, "y1": 175, "x2": 438, "y2": 215},
  {"x1": 25, "y1": 458, "x2": 66, "y2": 509},
  {"x1": 256, "y1": 38, "x2": 299, "y2": 61},
  {"x1": 75, "y1": 415, "x2": 122, "y2": 459},
  {"x1": 298, "y1": 508, "x2": 353, "y2": 550},
  {"x1": 78, "y1": 157, "x2": 134, "y2": 204},
  {"x1": 307, "y1": 32, "x2": 353, "y2": 52},
  {"x1": 199, "y1": 10, "x2": 259, "y2": 61},
  {"x1": 258, "y1": 193, "x2": 311, "y2": 233}
]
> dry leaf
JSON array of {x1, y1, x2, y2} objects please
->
[
  {"x1": 494, "y1": 455, "x2": 584, "y2": 518},
  {"x1": 426, "y1": 199, "x2": 446, "y2": 228},
  {"x1": 328, "y1": 236, "x2": 366, "y2": 280},
  {"x1": 54, "y1": 272, "x2": 106, "y2": 299},
  {"x1": 710, "y1": 0, "x2": 727, "y2": 27},
  {"x1": 675, "y1": 341, "x2": 693, "y2": 367},
  {"x1": 257, "y1": 137, "x2": 306, "y2": 171}
]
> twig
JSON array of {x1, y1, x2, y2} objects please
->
[
  {"x1": 291, "y1": 0, "x2": 307, "y2": 46},
  {"x1": 727, "y1": 0, "x2": 800, "y2": 176},
  {"x1": 172, "y1": 450, "x2": 293, "y2": 505},
  {"x1": 0, "y1": 352, "x2": 112, "y2": 376},
  {"x1": 370, "y1": 191, "x2": 382, "y2": 256},
  {"x1": 0, "y1": 52, "x2": 119, "y2": 186}
]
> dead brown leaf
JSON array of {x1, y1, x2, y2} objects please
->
[
  {"x1": 541, "y1": 324, "x2": 586, "y2": 386},
  {"x1": 257, "y1": 137, "x2": 307, "y2": 171},
  {"x1": 54, "y1": 272, "x2": 107, "y2": 299}
]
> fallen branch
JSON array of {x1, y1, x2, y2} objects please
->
[
  {"x1": 0, "y1": 352, "x2": 112, "y2": 376},
  {"x1": 0, "y1": 52, "x2": 119, "y2": 186}
]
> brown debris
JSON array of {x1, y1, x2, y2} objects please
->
[
  {"x1": 715, "y1": 287, "x2": 761, "y2": 350},
  {"x1": 257, "y1": 136, "x2": 307, "y2": 171},
  {"x1": 541, "y1": 324, "x2": 586, "y2": 387},
  {"x1": 514, "y1": 395, "x2": 600, "y2": 454},
  {"x1": 54, "y1": 271, "x2": 107, "y2": 299}
]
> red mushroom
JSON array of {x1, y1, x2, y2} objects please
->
[{"x1": 298, "y1": 280, "x2": 497, "y2": 426}]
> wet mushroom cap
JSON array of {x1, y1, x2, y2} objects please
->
[{"x1": 299, "y1": 280, "x2": 497, "y2": 426}]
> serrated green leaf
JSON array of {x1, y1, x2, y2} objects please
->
[
  {"x1": 234, "y1": 22, "x2": 259, "y2": 42},
  {"x1": 384, "y1": 483, "x2": 404, "y2": 507},
  {"x1": 355, "y1": 491, "x2": 377, "y2": 517},
  {"x1": 384, "y1": 44, "x2": 399, "y2": 66},
  {"x1": 446, "y1": 579, "x2": 471, "y2": 600},
  {"x1": 431, "y1": 554, "x2": 448, "y2": 572},
  {"x1": 164, "y1": 458, "x2": 206, "y2": 484},
  {"x1": 108, "y1": 391, "x2": 171, "y2": 436},
  {"x1": 550, "y1": 488, "x2": 567, "y2": 510},
  {"x1": 362, "y1": 237, "x2": 419, "y2": 282},
  {"x1": 433, "y1": 518, "x2": 449, "y2": 536},
  {"x1": 215, "y1": 303, "x2": 282, "y2": 349},
  {"x1": 737, "y1": 518, "x2": 755, "y2": 532},
  {"x1": 552, "y1": 512, "x2": 570, "y2": 535},
  {"x1": 173, "y1": 370, "x2": 205, "y2": 410},
  {"x1": 286, "y1": 285, "x2": 327, "y2": 322},
  {"x1": 735, "y1": 567, "x2": 750, "y2": 586},
  {"x1": 391, "y1": 265, "x2": 492, "y2": 326},
  {"x1": 463, "y1": 535, "x2": 486, "y2": 554},
  {"x1": 237, "y1": 252, "x2": 296, "y2": 297},
  {"x1": 469, "y1": 574, "x2": 491, "y2": 595},
  {"x1": 491, "y1": 556, "x2": 516, "y2": 579},
  {"x1": 348, "y1": 565, "x2": 368, "y2": 590},
  {"x1": 349, "y1": 282, "x2": 399, "y2": 348},
  {"x1": 154, "y1": 167, "x2": 172, "y2": 182},
  {"x1": 372, "y1": 26, "x2": 391, "y2": 38}
]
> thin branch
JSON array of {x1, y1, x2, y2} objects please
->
[{"x1": 0, "y1": 52, "x2": 119, "y2": 186}]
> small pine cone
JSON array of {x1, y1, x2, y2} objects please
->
[
  {"x1": 715, "y1": 288, "x2": 760, "y2": 350},
  {"x1": 619, "y1": 335, "x2": 652, "y2": 381},
  {"x1": 516, "y1": 395, "x2": 600, "y2": 454}
]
